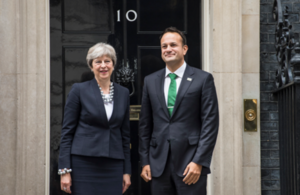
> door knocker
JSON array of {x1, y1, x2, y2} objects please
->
[{"x1": 116, "y1": 65, "x2": 135, "y2": 96}]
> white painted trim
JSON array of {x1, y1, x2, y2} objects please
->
[
  {"x1": 201, "y1": 0, "x2": 213, "y2": 193},
  {"x1": 45, "y1": 0, "x2": 50, "y2": 194},
  {"x1": 202, "y1": 0, "x2": 212, "y2": 73}
]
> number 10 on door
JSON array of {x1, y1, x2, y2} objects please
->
[{"x1": 117, "y1": 10, "x2": 138, "y2": 22}]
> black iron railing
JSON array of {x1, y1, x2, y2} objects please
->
[
  {"x1": 272, "y1": 83, "x2": 300, "y2": 195},
  {"x1": 272, "y1": 0, "x2": 300, "y2": 194}
]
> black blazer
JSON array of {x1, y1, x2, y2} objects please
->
[
  {"x1": 58, "y1": 78, "x2": 131, "y2": 174},
  {"x1": 139, "y1": 65, "x2": 219, "y2": 177}
]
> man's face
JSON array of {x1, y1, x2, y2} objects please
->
[{"x1": 160, "y1": 32, "x2": 188, "y2": 64}]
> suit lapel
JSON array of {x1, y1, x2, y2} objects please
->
[
  {"x1": 155, "y1": 69, "x2": 169, "y2": 118},
  {"x1": 91, "y1": 78, "x2": 109, "y2": 127},
  {"x1": 171, "y1": 65, "x2": 194, "y2": 119}
]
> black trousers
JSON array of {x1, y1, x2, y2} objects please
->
[{"x1": 151, "y1": 150, "x2": 207, "y2": 195}]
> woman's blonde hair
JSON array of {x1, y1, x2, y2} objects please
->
[{"x1": 86, "y1": 42, "x2": 117, "y2": 68}]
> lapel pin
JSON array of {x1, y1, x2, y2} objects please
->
[{"x1": 187, "y1": 78, "x2": 192, "y2": 81}]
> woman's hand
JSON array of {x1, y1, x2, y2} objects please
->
[
  {"x1": 122, "y1": 174, "x2": 131, "y2": 194},
  {"x1": 61, "y1": 173, "x2": 72, "y2": 194}
]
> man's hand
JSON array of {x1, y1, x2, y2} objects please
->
[
  {"x1": 182, "y1": 162, "x2": 202, "y2": 185},
  {"x1": 140, "y1": 165, "x2": 152, "y2": 182}
]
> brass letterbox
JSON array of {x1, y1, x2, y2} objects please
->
[{"x1": 130, "y1": 105, "x2": 141, "y2": 121}]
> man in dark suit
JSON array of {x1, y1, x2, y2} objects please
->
[{"x1": 139, "y1": 27, "x2": 219, "y2": 195}]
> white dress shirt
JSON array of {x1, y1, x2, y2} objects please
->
[
  {"x1": 164, "y1": 62, "x2": 187, "y2": 106},
  {"x1": 103, "y1": 94, "x2": 113, "y2": 121}
]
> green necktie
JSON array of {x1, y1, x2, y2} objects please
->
[{"x1": 168, "y1": 73, "x2": 177, "y2": 116}]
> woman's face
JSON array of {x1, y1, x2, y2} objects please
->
[{"x1": 91, "y1": 55, "x2": 114, "y2": 81}]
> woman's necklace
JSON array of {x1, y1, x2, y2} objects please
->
[{"x1": 98, "y1": 82, "x2": 114, "y2": 104}]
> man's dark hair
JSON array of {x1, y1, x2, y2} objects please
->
[{"x1": 159, "y1": 27, "x2": 187, "y2": 46}]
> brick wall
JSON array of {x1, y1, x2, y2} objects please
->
[
  {"x1": 260, "y1": 0, "x2": 300, "y2": 194},
  {"x1": 260, "y1": 1, "x2": 280, "y2": 195}
]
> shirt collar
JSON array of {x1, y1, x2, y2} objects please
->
[{"x1": 165, "y1": 61, "x2": 187, "y2": 78}]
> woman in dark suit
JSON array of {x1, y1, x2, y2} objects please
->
[{"x1": 58, "y1": 42, "x2": 131, "y2": 195}]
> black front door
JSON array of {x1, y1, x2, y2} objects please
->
[{"x1": 50, "y1": 0, "x2": 201, "y2": 194}]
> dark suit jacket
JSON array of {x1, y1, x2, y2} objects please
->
[
  {"x1": 139, "y1": 65, "x2": 219, "y2": 177},
  {"x1": 58, "y1": 78, "x2": 131, "y2": 174}
]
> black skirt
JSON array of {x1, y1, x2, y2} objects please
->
[{"x1": 70, "y1": 155, "x2": 124, "y2": 195}]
